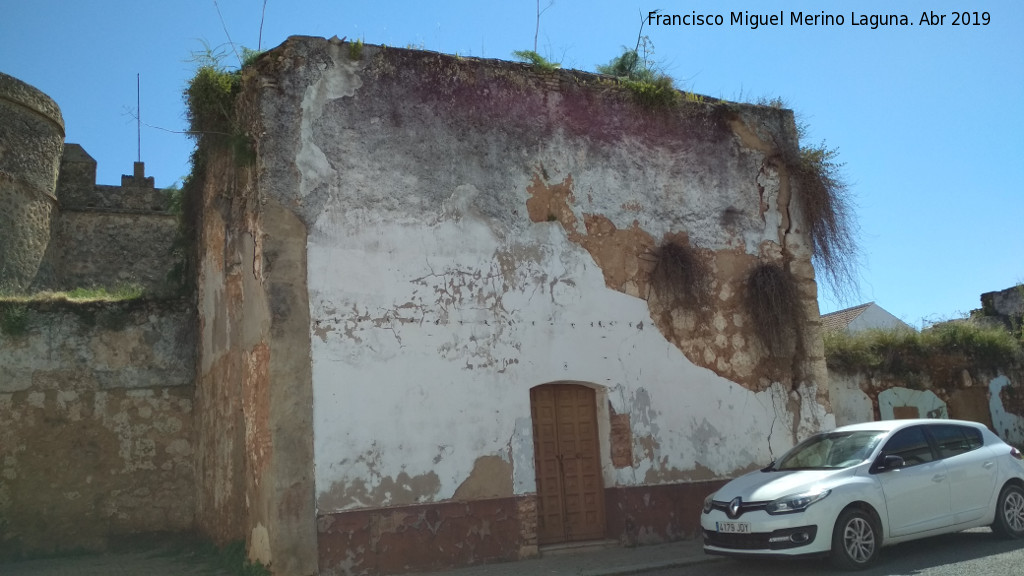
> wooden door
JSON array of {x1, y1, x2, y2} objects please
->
[{"x1": 531, "y1": 384, "x2": 606, "y2": 544}]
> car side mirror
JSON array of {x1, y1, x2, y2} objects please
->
[{"x1": 881, "y1": 455, "x2": 905, "y2": 471}]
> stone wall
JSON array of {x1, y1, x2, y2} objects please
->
[
  {"x1": 0, "y1": 299, "x2": 195, "y2": 558},
  {"x1": 0, "y1": 72, "x2": 64, "y2": 293},
  {"x1": 32, "y1": 144, "x2": 180, "y2": 296},
  {"x1": 981, "y1": 285, "x2": 1024, "y2": 333},
  {"x1": 212, "y1": 37, "x2": 834, "y2": 575}
]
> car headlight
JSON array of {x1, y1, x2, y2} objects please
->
[
  {"x1": 766, "y1": 489, "x2": 831, "y2": 515},
  {"x1": 702, "y1": 493, "x2": 715, "y2": 514}
]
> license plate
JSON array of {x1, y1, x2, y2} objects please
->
[{"x1": 717, "y1": 522, "x2": 750, "y2": 533}]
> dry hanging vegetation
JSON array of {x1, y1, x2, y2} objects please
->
[
  {"x1": 647, "y1": 241, "x2": 710, "y2": 310},
  {"x1": 758, "y1": 97, "x2": 859, "y2": 300},
  {"x1": 788, "y1": 143, "x2": 858, "y2": 299},
  {"x1": 746, "y1": 263, "x2": 803, "y2": 357},
  {"x1": 737, "y1": 99, "x2": 858, "y2": 363}
]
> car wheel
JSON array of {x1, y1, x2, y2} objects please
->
[
  {"x1": 993, "y1": 484, "x2": 1024, "y2": 538},
  {"x1": 830, "y1": 508, "x2": 880, "y2": 570}
]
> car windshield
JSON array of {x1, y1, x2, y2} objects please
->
[{"x1": 774, "y1": 431, "x2": 887, "y2": 470}]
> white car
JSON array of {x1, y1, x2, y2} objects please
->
[{"x1": 701, "y1": 419, "x2": 1024, "y2": 569}]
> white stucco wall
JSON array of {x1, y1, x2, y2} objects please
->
[
  {"x1": 308, "y1": 209, "x2": 829, "y2": 510},
  {"x1": 848, "y1": 303, "x2": 912, "y2": 332},
  {"x1": 990, "y1": 375, "x2": 1024, "y2": 446},
  {"x1": 878, "y1": 387, "x2": 947, "y2": 420},
  {"x1": 257, "y1": 39, "x2": 833, "y2": 514},
  {"x1": 826, "y1": 372, "x2": 874, "y2": 426}
]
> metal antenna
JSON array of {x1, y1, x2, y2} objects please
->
[{"x1": 137, "y1": 73, "x2": 141, "y2": 162}]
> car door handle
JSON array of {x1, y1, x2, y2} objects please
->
[{"x1": 932, "y1": 474, "x2": 946, "y2": 483}]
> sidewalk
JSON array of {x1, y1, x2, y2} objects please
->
[
  {"x1": 0, "y1": 538, "x2": 717, "y2": 576},
  {"x1": 425, "y1": 539, "x2": 720, "y2": 576}
]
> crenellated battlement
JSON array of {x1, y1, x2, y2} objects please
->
[
  {"x1": 24, "y1": 143, "x2": 181, "y2": 295},
  {"x1": 56, "y1": 144, "x2": 170, "y2": 213}
]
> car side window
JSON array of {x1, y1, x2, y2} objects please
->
[
  {"x1": 930, "y1": 424, "x2": 974, "y2": 459},
  {"x1": 880, "y1": 426, "x2": 935, "y2": 467},
  {"x1": 964, "y1": 427, "x2": 983, "y2": 450}
]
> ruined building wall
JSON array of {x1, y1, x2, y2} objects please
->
[
  {"x1": 0, "y1": 300, "x2": 195, "y2": 559},
  {"x1": 981, "y1": 285, "x2": 1024, "y2": 333},
  {"x1": 829, "y1": 287, "x2": 1024, "y2": 445},
  {"x1": 216, "y1": 37, "x2": 833, "y2": 575},
  {"x1": 829, "y1": 368, "x2": 1024, "y2": 445},
  {"x1": 192, "y1": 147, "x2": 318, "y2": 575}
]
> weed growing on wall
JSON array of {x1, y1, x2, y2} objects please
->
[
  {"x1": 185, "y1": 44, "x2": 260, "y2": 163},
  {"x1": 178, "y1": 43, "x2": 262, "y2": 296},
  {"x1": 746, "y1": 263, "x2": 802, "y2": 357},
  {"x1": 348, "y1": 38, "x2": 364, "y2": 61},
  {"x1": 512, "y1": 50, "x2": 560, "y2": 71},
  {"x1": 0, "y1": 302, "x2": 29, "y2": 336},
  {"x1": 164, "y1": 183, "x2": 191, "y2": 293},
  {"x1": 597, "y1": 28, "x2": 680, "y2": 108}
]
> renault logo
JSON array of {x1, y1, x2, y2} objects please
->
[{"x1": 728, "y1": 497, "x2": 743, "y2": 519}]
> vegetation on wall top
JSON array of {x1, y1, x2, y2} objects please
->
[
  {"x1": 824, "y1": 321, "x2": 1023, "y2": 380},
  {"x1": 596, "y1": 37, "x2": 679, "y2": 108},
  {"x1": 177, "y1": 44, "x2": 262, "y2": 296},
  {"x1": 0, "y1": 284, "x2": 146, "y2": 337},
  {"x1": 512, "y1": 50, "x2": 560, "y2": 71},
  {"x1": 184, "y1": 44, "x2": 260, "y2": 157},
  {"x1": 0, "y1": 284, "x2": 146, "y2": 304}
]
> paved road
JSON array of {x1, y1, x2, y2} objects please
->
[{"x1": 642, "y1": 528, "x2": 1024, "y2": 576}]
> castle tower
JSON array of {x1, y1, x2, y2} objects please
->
[{"x1": 0, "y1": 72, "x2": 65, "y2": 293}]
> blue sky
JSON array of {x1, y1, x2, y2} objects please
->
[{"x1": 2, "y1": 1, "x2": 1021, "y2": 326}]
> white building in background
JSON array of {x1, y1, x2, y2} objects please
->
[{"x1": 821, "y1": 302, "x2": 913, "y2": 333}]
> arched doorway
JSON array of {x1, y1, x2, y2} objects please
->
[{"x1": 530, "y1": 383, "x2": 606, "y2": 544}]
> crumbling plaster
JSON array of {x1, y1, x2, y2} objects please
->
[
  {"x1": 991, "y1": 375, "x2": 1024, "y2": 445},
  {"x1": 193, "y1": 139, "x2": 318, "y2": 573},
  {"x1": 239, "y1": 36, "x2": 833, "y2": 521},
  {"x1": 829, "y1": 369, "x2": 1024, "y2": 447}
]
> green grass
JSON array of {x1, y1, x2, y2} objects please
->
[
  {"x1": 0, "y1": 283, "x2": 145, "y2": 304},
  {"x1": 0, "y1": 284, "x2": 147, "y2": 336}
]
